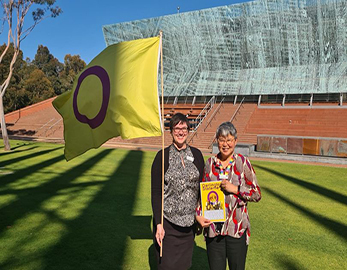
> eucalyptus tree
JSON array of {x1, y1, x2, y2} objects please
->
[
  {"x1": 33, "y1": 44, "x2": 64, "y2": 95},
  {"x1": 0, "y1": 0, "x2": 61, "y2": 150}
]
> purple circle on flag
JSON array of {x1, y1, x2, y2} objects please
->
[{"x1": 73, "y1": 66, "x2": 110, "y2": 129}]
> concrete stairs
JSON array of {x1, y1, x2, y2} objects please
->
[
  {"x1": 5, "y1": 97, "x2": 63, "y2": 139},
  {"x1": 188, "y1": 103, "x2": 237, "y2": 150},
  {"x1": 188, "y1": 103, "x2": 257, "y2": 150},
  {"x1": 231, "y1": 104, "x2": 258, "y2": 144},
  {"x1": 188, "y1": 102, "x2": 259, "y2": 150}
]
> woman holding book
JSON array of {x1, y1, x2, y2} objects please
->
[{"x1": 196, "y1": 122, "x2": 261, "y2": 270}]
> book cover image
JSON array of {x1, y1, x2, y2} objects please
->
[{"x1": 200, "y1": 181, "x2": 226, "y2": 222}]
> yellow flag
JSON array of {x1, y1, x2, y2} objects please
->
[{"x1": 53, "y1": 36, "x2": 162, "y2": 161}]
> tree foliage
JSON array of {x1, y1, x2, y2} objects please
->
[
  {"x1": 0, "y1": 0, "x2": 62, "y2": 150},
  {"x1": 24, "y1": 69, "x2": 54, "y2": 102},
  {"x1": 33, "y1": 45, "x2": 63, "y2": 94},
  {"x1": 2, "y1": 43, "x2": 86, "y2": 113},
  {"x1": 59, "y1": 54, "x2": 86, "y2": 93}
]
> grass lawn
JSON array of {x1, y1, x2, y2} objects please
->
[{"x1": 0, "y1": 140, "x2": 346, "y2": 269}]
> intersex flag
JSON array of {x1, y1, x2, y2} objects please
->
[{"x1": 53, "y1": 36, "x2": 162, "y2": 161}]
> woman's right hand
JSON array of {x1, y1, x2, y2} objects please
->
[
  {"x1": 196, "y1": 215, "x2": 212, "y2": 228},
  {"x1": 156, "y1": 224, "x2": 165, "y2": 247}
]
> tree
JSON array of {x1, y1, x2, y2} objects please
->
[
  {"x1": 0, "y1": 43, "x2": 27, "y2": 113},
  {"x1": 33, "y1": 44, "x2": 64, "y2": 94},
  {"x1": 24, "y1": 68, "x2": 54, "y2": 103},
  {"x1": 59, "y1": 54, "x2": 86, "y2": 93},
  {"x1": 0, "y1": 0, "x2": 61, "y2": 151}
]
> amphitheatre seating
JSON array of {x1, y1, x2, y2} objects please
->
[
  {"x1": 4, "y1": 97, "x2": 63, "y2": 139},
  {"x1": 3, "y1": 98, "x2": 212, "y2": 149},
  {"x1": 162, "y1": 103, "x2": 209, "y2": 130},
  {"x1": 188, "y1": 103, "x2": 258, "y2": 150},
  {"x1": 245, "y1": 104, "x2": 347, "y2": 138},
  {"x1": 5, "y1": 97, "x2": 346, "y2": 156}
]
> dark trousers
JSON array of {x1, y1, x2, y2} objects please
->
[{"x1": 206, "y1": 234, "x2": 248, "y2": 270}]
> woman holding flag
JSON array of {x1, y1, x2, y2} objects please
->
[
  {"x1": 196, "y1": 122, "x2": 261, "y2": 270},
  {"x1": 151, "y1": 113, "x2": 204, "y2": 269}
]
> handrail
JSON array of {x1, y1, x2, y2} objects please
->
[
  {"x1": 203, "y1": 97, "x2": 225, "y2": 132},
  {"x1": 229, "y1": 97, "x2": 245, "y2": 122},
  {"x1": 187, "y1": 96, "x2": 216, "y2": 144},
  {"x1": 208, "y1": 97, "x2": 245, "y2": 149},
  {"x1": 45, "y1": 118, "x2": 62, "y2": 136},
  {"x1": 38, "y1": 118, "x2": 55, "y2": 130},
  {"x1": 192, "y1": 96, "x2": 215, "y2": 132}
]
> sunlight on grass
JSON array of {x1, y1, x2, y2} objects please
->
[
  {"x1": 131, "y1": 151, "x2": 155, "y2": 216},
  {"x1": 0, "y1": 194, "x2": 17, "y2": 208},
  {"x1": 123, "y1": 238, "x2": 153, "y2": 269},
  {"x1": 250, "y1": 160, "x2": 347, "y2": 270},
  {"x1": 0, "y1": 212, "x2": 67, "y2": 270},
  {"x1": 0, "y1": 141, "x2": 346, "y2": 269},
  {"x1": 41, "y1": 185, "x2": 104, "y2": 220},
  {"x1": 6, "y1": 172, "x2": 61, "y2": 190}
]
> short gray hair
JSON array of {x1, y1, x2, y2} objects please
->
[{"x1": 216, "y1": 122, "x2": 237, "y2": 139}]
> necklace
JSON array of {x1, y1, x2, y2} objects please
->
[{"x1": 216, "y1": 156, "x2": 234, "y2": 179}]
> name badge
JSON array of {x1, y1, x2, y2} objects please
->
[
  {"x1": 219, "y1": 174, "x2": 228, "y2": 180},
  {"x1": 186, "y1": 156, "x2": 194, "y2": 162}
]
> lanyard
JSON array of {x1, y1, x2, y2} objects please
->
[{"x1": 216, "y1": 157, "x2": 234, "y2": 180}]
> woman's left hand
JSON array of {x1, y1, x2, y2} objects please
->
[
  {"x1": 220, "y1": 180, "x2": 238, "y2": 194},
  {"x1": 196, "y1": 215, "x2": 212, "y2": 228}
]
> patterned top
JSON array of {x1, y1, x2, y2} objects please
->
[
  {"x1": 197, "y1": 153, "x2": 261, "y2": 245},
  {"x1": 164, "y1": 145, "x2": 201, "y2": 227},
  {"x1": 151, "y1": 144, "x2": 204, "y2": 227}
]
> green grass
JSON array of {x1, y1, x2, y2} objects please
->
[{"x1": 0, "y1": 140, "x2": 346, "y2": 269}]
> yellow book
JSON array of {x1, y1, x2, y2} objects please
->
[{"x1": 200, "y1": 181, "x2": 226, "y2": 222}]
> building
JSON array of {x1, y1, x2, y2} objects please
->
[{"x1": 103, "y1": 0, "x2": 347, "y2": 105}]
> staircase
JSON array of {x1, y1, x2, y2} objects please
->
[
  {"x1": 188, "y1": 103, "x2": 239, "y2": 150},
  {"x1": 5, "y1": 98, "x2": 63, "y2": 139},
  {"x1": 231, "y1": 104, "x2": 258, "y2": 144}
]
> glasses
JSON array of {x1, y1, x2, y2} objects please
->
[
  {"x1": 217, "y1": 137, "x2": 235, "y2": 145},
  {"x1": 173, "y1": 127, "x2": 188, "y2": 133}
]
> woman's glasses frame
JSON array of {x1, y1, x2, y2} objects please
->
[
  {"x1": 173, "y1": 127, "x2": 189, "y2": 133},
  {"x1": 217, "y1": 137, "x2": 235, "y2": 145}
]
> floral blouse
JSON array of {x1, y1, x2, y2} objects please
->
[{"x1": 197, "y1": 153, "x2": 261, "y2": 245}]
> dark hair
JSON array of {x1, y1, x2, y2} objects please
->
[
  {"x1": 169, "y1": 113, "x2": 190, "y2": 132},
  {"x1": 216, "y1": 122, "x2": 237, "y2": 139}
]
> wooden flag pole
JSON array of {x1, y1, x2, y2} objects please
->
[{"x1": 159, "y1": 30, "x2": 164, "y2": 258}]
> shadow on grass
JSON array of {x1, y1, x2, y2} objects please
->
[
  {"x1": 0, "y1": 149, "x2": 112, "y2": 232},
  {"x1": 148, "y1": 244, "x2": 157, "y2": 269},
  {"x1": 0, "y1": 146, "x2": 63, "y2": 168},
  {"x1": 263, "y1": 186, "x2": 347, "y2": 241},
  {"x1": 0, "y1": 148, "x2": 65, "y2": 191},
  {"x1": 0, "y1": 149, "x2": 114, "y2": 269},
  {"x1": 253, "y1": 164, "x2": 347, "y2": 206},
  {"x1": 0, "y1": 144, "x2": 39, "y2": 158},
  {"x1": 10, "y1": 143, "x2": 33, "y2": 151},
  {"x1": 275, "y1": 254, "x2": 307, "y2": 270},
  {"x1": 191, "y1": 242, "x2": 209, "y2": 269},
  {"x1": 39, "y1": 150, "x2": 150, "y2": 270},
  {"x1": 0, "y1": 147, "x2": 208, "y2": 270}
]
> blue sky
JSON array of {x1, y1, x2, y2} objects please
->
[{"x1": 1, "y1": 0, "x2": 249, "y2": 64}]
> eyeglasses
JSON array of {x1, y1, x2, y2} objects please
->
[
  {"x1": 173, "y1": 127, "x2": 188, "y2": 133},
  {"x1": 217, "y1": 137, "x2": 235, "y2": 145}
]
